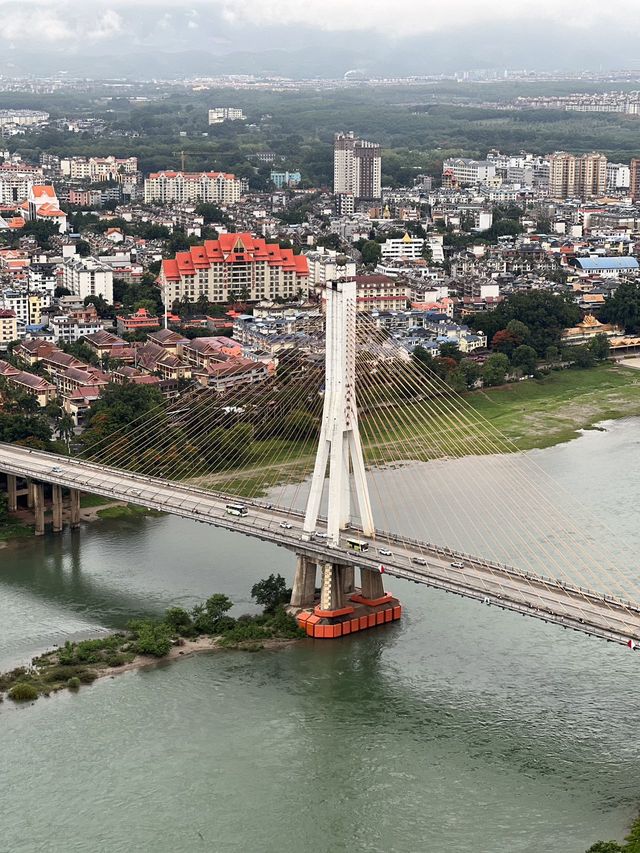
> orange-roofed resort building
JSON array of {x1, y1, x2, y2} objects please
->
[{"x1": 159, "y1": 233, "x2": 310, "y2": 304}]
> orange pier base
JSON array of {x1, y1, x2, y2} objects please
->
[{"x1": 296, "y1": 592, "x2": 402, "y2": 639}]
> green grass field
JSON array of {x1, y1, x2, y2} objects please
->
[
  {"x1": 191, "y1": 364, "x2": 640, "y2": 497},
  {"x1": 466, "y1": 363, "x2": 640, "y2": 451}
]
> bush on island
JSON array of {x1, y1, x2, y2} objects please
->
[{"x1": 8, "y1": 682, "x2": 38, "y2": 702}]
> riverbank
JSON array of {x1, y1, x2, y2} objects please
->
[
  {"x1": 468, "y1": 362, "x2": 640, "y2": 451},
  {"x1": 0, "y1": 584, "x2": 304, "y2": 706},
  {"x1": 0, "y1": 499, "x2": 163, "y2": 546},
  {"x1": 587, "y1": 814, "x2": 640, "y2": 851}
]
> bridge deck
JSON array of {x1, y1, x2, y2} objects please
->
[{"x1": 2, "y1": 444, "x2": 639, "y2": 650}]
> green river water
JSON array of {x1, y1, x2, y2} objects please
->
[{"x1": 2, "y1": 419, "x2": 640, "y2": 853}]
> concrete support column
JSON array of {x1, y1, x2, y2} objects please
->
[
  {"x1": 290, "y1": 555, "x2": 317, "y2": 608},
  {"x1": 319, "y1": 563, "x2": 347, "y2": 613},
  {"x1": 7, "y1": 474, "x2": 17, "y2": 512},
  {"x1": 70, "y1": 489, "x2": 81, "y2": 529},
  {"x1": 33, "y1": 482, "x2": 45, "y2": 537},
  {"x1": 52, "y1": 484, "x2": 63, "y2": 534},
  {"x1": 27, "y1": 478, "x2": 35, "y2": 509},
  {"x1": 343, "y1": 565, "x2": 355, "y2": 595},
  {"x1": 360, "y1": 568, "x2": 385, "y2": 601}
]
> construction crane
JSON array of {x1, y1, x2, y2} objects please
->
[{"x1": 171, "y1": 148, "x2": 219, "y2": 172}]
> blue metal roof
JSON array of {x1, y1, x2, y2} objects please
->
[{"x1": 575, "y1": 257, "x2": 639, "y2": 271}]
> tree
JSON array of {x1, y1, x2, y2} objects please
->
[
  {"x1": 445, "y1": 367, "x2": 467, "y2": 394},
  {"x1": 589, "y1": 333, "x2": 611, "y2": 362},
  {"x1": 164, "y1": 606, "x2": 194, "y2": 636},
  {"x1": 0, "y1": 491, "x2": 9, "y2": 523},
  {"x1": 599, "y1": 281, "x2": 640, "y2": 333},
  {"x1": 512, "y1": 344, "x2": 538, "y2": 374},
  {"x1": 251, "y1": 574, "x2": 290, "y2": 613},
  {"x1": 505, "y1": 319, "x2": 529, "y2": 345},
  {"x1": 439, "y1": 342, "x2": 462, "y2": 362},
  {"x1": 492, "y1": 329, "x2": 519, "y2": 358},
  {"x1": 57, "y1": 413, "x2": 75, "y2": 450},
  {"x1": 131, "y1": 620, "x2": 172, "y2": 657},
  {"x1": 360, "y1": 240, "x2": 382, "y2": 266},
  {"x1": 468, "y1": 291, "x2": 580, "y2": 356},
  {"x1": 191, "y1": 594, "x2": 234, "y2": 633},
  {"x1": 459, "y1": 358, "x2": 481, "y2": 389},
  {"x1": 585, "y1": 843, "x2": 623, "y2": 853},
  {"x1": 84, "y1": 294, "x2": 114, "y2": 318},
  {"x1": 569, "y1": 344, "x2": 596, "y2": 369},
  {"x1": 482, "y1": 353, "x2": 510, "y2": 387},
  {"x1": 545, "y1": 345, "x2": 560, "y2": 366}
]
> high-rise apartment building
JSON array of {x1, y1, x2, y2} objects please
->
[
  {"x1": 144, "y1": 171, "x2": 241, "y2": 204},
  {"x1": 333, "y1": 132, "x2": 381, "y2": 202},
  {"x1": 630, "y1": 159, "x2": 640, "y2": 201},
  {"x1": 160, "y1": 233, "x2": 310, "y2": 305},
  {"x1": 548, "y1": 152, "x2": 607, "y2": 199}
]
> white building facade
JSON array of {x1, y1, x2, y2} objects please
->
[
  {"x1": 62, "y1": 257, "x2": 114, "y2": 304},
  {"x1": 144, "y1": 171, "x2": 242, "y2": 204}
]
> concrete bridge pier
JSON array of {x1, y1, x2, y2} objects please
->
[
  {"x1": 26, "y1": 478, "x2": 35, "y2": 510},
  {"x1": 52, "y1": 485, "x2": 63, "y2": 534},
  {"x1": 360, "y1": 568, "x2": 386, "y2": 602},
  {"x1": 296, "y1": 561, "x2": 402, "y2": 639},
  {"x1": 343, "y1": 565, "x2": 355, "y2": 595},
  {"x1": 7, "y1": 474, "x2": 17, "y2": 512},
  {"x1": 33, "y1": 482, "x2": 45, "y2": 536},
  {"x1": 69, "y1": 489, "x2": 81, "y2": 529},
  {"x1": 318, "y1": 563, "x2": 353, "y2": 614},
  {"x1": 290, "y1": 555, "x2": 317, "y2": 608}
]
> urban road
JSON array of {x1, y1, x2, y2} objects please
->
[{"x1": 2, "y1": 443, "x2": 640, "y2": 650}]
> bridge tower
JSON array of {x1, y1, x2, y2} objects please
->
[{"x1": 291, "y1": 279, "x2": 401, "y2": 638}]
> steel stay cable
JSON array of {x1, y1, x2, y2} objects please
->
[
  {"x1": 134, "y1": 372, "x2": 324, "y2": 494},
  {"x1": 360, "y1": 326, "x2": 640, "y2": 624},
  {"x1": 379, "y1": 334, "x2": 640, "y2": 609},
  {"x1": 353, "y1": 348, "x2": 559, "y2": 612},
  {"x1": 358, "y1": 318, "x2": 636, "y2": 604}
]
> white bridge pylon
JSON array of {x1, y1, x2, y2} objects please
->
[{"x1": 303, "y1": 279, "x2": 375, "y2": 546}]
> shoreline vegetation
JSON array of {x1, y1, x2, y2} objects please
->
[
  {"x1": 587, "y1": 816, "x2": 640, "y2": 852},
  {"x1": 0, "y1": 576, "x2": 304, "y2": 706}
]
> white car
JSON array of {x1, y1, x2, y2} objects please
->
[
  {"x1": 379, "y1": 548, "x2": 392, "y2": 557},
  {"x1": 412, "y1": 557, "x2": 427, "y2": 566},
  {"x1": 279, "y1": 522, "x2": 292, "y2": 530},
  {"x1": 314, "y1": 531, "x2": 328, "y2": 539},
  {"x1": 450, "y1": 561, "x2": 464, "y2": 570},
  {"x1": 51, "y1": 466, "x2": 62, "y2": 473}
]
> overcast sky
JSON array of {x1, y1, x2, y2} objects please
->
[{"x1": 1, "y1": 0, "x2": 639, "y2": 75}]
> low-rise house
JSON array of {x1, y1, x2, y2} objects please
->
[
  {"x1": 116, "y1": 307, "x2": 160, "y2": 335},
  {"x1": 0, "y1": 308, "x2": 17, "y2": 348},
  {"x1": 57, "y1": 365, "x2": 110, "y2": 398},
  {"x1": 146, "y1": 328, "x2": 189, "y2": 353},
  {"x1": 112, "y1": 365, "x2": 162, "y2": 387},
  {"x1": 193, "y1": 356, "x2": 268, "y2": 392},
  {"x1": 64, "y1": 386, "x2": 103, "y2": 427},
  {"x1": 83, "y1": 329, "x2": 135, "y2": 362},
  {"x1": 136, "y1": 342, "x2": 191, "y2": 380},
  {"x1": 0, "y1": 359, "x2": 56, "y2": 406},
  {"x1": 180, "y1": 336, "x2": 243, "y2": 367}
]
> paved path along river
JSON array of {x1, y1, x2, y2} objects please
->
[{"x1": 2, "y1": 419, "x2": 640, "y2": 853}]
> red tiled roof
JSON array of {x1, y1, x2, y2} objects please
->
[
  {"x1": 161, "y1": 234, "x2": 309, "y2": 280},
  {"x1": 147, "y1": 171, "x2": 237, "y2": 180}
]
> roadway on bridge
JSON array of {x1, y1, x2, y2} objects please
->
[{"x1": 2, "y1": 443, "x2": 640, "y2": 650}]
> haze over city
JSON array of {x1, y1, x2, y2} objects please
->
[{"x1": 2, "y1": 0, "x2": 640, "y2": 77}]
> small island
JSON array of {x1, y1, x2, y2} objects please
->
[{"x1": 0, "y1": 574, "x2": 304, "y2": 705}]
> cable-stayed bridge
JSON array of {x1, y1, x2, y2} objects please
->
[{"x1": 1, "y1": 280, "x2": 639, "y2": 647}]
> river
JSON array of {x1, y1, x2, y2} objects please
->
[{"x1": 2, "y1": 419, "x2": 640, "y2": 853}]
